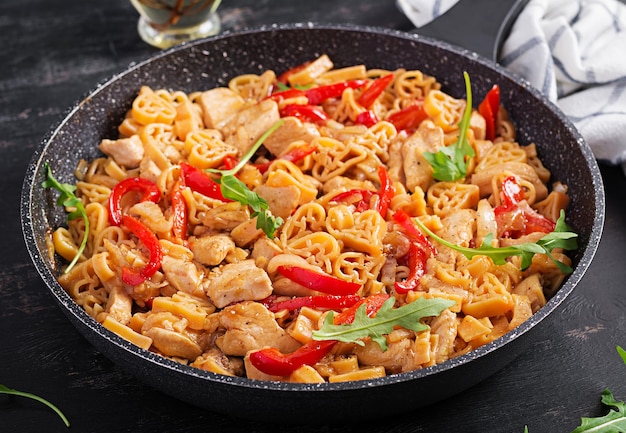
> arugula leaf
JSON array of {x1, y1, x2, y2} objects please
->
[
  {"x1": 220, "y1": 175, "x2": 283, "y2": 238},
  {"x1": 412, "y1": 210, "x2": 578, "y2": 273},
  {"x1": 570, "y1": 389, "x2": 626, "y2": 433},
  {"x1": 208, "y1": 120, "x2": 285, "y2": 239},
  {"x1": 42, "y1": 162, "x2": 89, "y2": 273},
  {"x1": 423, "y1": 71, "x2": 476, "y2": 181},
  {"x1": 312, "y1": 297, "x2": 455, "y2": 350},
  {"x1": 618, "y1": 346, "x2": 626, "y2": 365},
  {"x1": 0, "y1": 383, "x2": 70, "y2": 427}
]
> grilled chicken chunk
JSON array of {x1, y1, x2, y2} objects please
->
[
  {"x1": 217, "y1": 301, "x2": 299, "y2": 356},
  {"x1": 205, "y1": 259, "x2": 273, "y2": 308}
]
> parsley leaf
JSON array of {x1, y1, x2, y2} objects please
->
[
  {"x1": 208, "y1": 120, "x2": 285, "y2": 239},
  {"x1": 412, "y1": 210, "x2": 578, "y2": 273},
  {"x1": 41, "y1": 162, "x2": 89, "y2": 273},
  {"x1": 312, "y1": 297, "x2": 455, "y2": 350},
  {"x1": 0, "y1": 383, "x2": 70, "y2": 427},
  {"x1": 423, "y1": 71, "x2": 476, "y2": 181}
]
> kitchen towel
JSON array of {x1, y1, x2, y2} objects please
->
[{"x1": 398, "y1": 0, "x2": 626, "y2": 173}]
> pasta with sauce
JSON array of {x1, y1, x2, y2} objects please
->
[{"x1": 48, "y1": 54, "x2": 573, "y2": 383}]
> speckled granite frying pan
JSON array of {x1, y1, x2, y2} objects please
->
[{"x1": 21, "y1": 24, "x2": 604, "y2": 423}]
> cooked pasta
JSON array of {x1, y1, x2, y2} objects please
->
[{"x1": 49, "y1": 55, "x2": 573, "y2": 383}]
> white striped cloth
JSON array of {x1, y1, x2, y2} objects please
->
[
  {"x1": 396, "y1": 0, "x2": 459, "y2": 27},
  {"x1": 398, "y1": 0, "x2": 626, "y2": 173}
]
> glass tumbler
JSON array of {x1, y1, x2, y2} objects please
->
[{"x1": 130, "y1": 0, "x2": 223, "y2": 49}]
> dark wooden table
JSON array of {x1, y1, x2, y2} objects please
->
[{"x1": 2, "y1": 0, "x2": 625, "y2": 431}]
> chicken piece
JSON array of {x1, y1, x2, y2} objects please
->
[
  {"x1": 191, "y1": 234, "x2": 236, "y2": 267},
  {"x1": 475, "y1": 198, "x2": 497, "y2": 248},
  {"x1": 139, "y1": 158, "x2": 161, "y2": 184},
  {"x1": 99, "y1": 135, "x2": 144, "y2": 169},
  {"x1": 205, "y1": 259, "x2": 273, "y2": 308},
  {"x1": 129, "y1": 201, "x2": 171, "y2": 234},
  {"x1": 141, "y1": 311, "x2": 203, "y2": 359},
  {"x1": 202, "y1": 202, "x2": 250, "y2": 231},
  {"x1": 470, "y1": 110, "x2": 486, "y2": 141},
  {"x1": 355, "y1": 338, "x2": 416, "y2": 374},
  {"x1": 161, "y1": 255, "x2": 205, "y2": 298},
  {"x1": 199, "y1": 87, "x2": 245, "y2": 129},
  {"x1": 191, "y1": 347, "x2": 245, "y2": 377},
  {"x1": 217, "y1": 301, "x2": 300, "y2": 356},
  {"x1": 262, "y1": 117, "x2": 320, "y2": 157},
  {"x1": 230, "y1": 218, "x2": 264, "y2": 248},
  {"x1": 255, "y1": 184, "x2": 301, "y2": 219},
  {"x1": 429, "y1": 308, "x2": 457, "y2": 363},
  {"x1": 222, "y1": 99, "x2": 280, "y2": 155},
  {"x1": 104, "y1": 285, "x2": 133, "y2": 326},
  {"x1": 251, "y1": 237, "x2": 282, "y2": 269},
  {"x1": 437, "y1": 208, "x2": 476, "y2": 248},
  {"x1": 401, "y1": 120, "x2": 444, "y2": 193}
]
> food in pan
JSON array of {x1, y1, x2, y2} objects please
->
[{"x1": 44, "y1": 55, "x2": 577, "y2": 383}]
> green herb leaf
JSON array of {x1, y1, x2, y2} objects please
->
[
  {"x1": 0, "y1": 383, "x2": 70, "y2": 427},
  {"x1": 617, "y1": 346, "x2": 626, "y2": 365},
  {"x1": 570, "y1": 389, "x2": 626, "y2": 433},
  {"x1": 312, "y1": 297, "x2": 455, "y2": 350},
  {"x1": 423, "y1": 71, "x2": 476, "y2": 181},
  {"x1": 42, "y1": 162, "x2": 89, "y2": 273},
  {"x1": 412, "y1": 210, "x2": 577, "y2": 273},
  {"x1": 219, "y1": 174, "x2": 283, "y2": 239},
  {"x1": 208, "y1": 120, "x2": 285, "y2": 239}
]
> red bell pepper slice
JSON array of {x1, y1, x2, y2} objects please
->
[
  {"x1": 249, "y1": 293, "x2": 389, "y2": 376},
  {"x1": 121, "y1": 215, "x2": 163, "y2": 286},
  {"x1": 394, "y1": 241, "x2": 428, "y2": 293},
  {"x1": 357, "y1": 74, "x2": 394, "y2": 108},
  {"x1": 375, "y1": 165, "x2": 393, "y2": 218},
  {"x1": 333, "y1": 293, "x2": 390, "y2": 325},
  {"x1": 280, "y1": 104, "x2": 329, "y2": 124},
  {"x1": 108, "y1": 177, "x2": 161, "y2": 226},
  {"x1": 254, "y1": 143, "x2": 317, "y2": 174},
  {"x1": 494, "y1": 176, "x2": 555, "y2": 238},
  {"x1": 266, "y1": 88, "x2": 306, "y2": 102},
  {"x1": 355, "y1": 110, "x2": 379, "y2": 127},
  {"x1": 263, "y1": 294, "x2": 361, "y2": 313},
  {"x1": 329, "y1": 166, "x2": 392, "y2": 216},
  {"x1": 387, "y1": 103, "x2": 428, "y2": 132},
  {"x1": 248, "y1": 340, "x2": 337, "y2": 377},
  {"x1": 500, "y1": 175, "x2": 524, "y2": 207},
  {"x1": 392, "y1": 209, "x2": 437, "y2": 255},
  {"x1": 220, "y1": 155, "x2": 238, "y2": 171},
  {"x1": 304, "y1": 80, "x2": 368, "y2": 105},
  {"x1": 170, "y1": 180, "x2": 187, "y2": 240},
  {"x1": 180, "y1": 162, "x2": 230, "y2": 202},
  {"x1": 478, "y1": 84, "x2": 500, "y2": 141},
  {"x1": 277, "y1": 265, "x2": 361, "y2": 296},
  {"x1": 330, "y1": 189, "x2": 376, "y2": 212}
]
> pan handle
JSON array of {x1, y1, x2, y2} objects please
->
[{"x1": 411, "y1": 0, "x2": 530, "y2": 61}]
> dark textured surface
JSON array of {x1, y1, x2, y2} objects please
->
[{"x1": 2, "y1": 0, "x2": 625, "y2": 432}]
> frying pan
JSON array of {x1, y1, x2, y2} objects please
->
[{"x1": 21, "y1": 24, "x2": 604, "y2": 424}]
